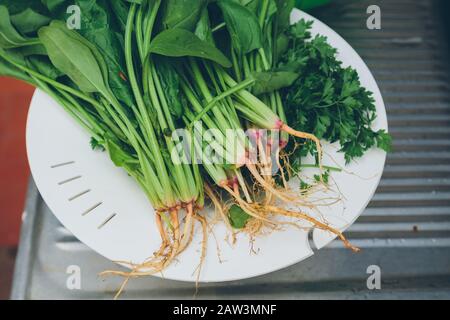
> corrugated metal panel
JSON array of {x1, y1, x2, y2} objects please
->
[{"x1": 11, "y1": 0, "x2": 450, "y2": 299}]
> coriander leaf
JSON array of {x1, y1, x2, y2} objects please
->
[{"x1": 281, "y1": 19, "x2": 391, "y2": 164}]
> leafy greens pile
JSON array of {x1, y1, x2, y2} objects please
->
[
  {"x1": 279, "y1": 20, "x2": 391, "y2": 164},
  {"x1": 0, "y1": 0, "x2": 385, "y2": 284}
]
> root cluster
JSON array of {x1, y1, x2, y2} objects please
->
[{"x1": 102, "y1": 129, "x2": 359, "y2": 299}]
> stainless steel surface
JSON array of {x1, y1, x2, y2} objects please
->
[{"x1": 11, "y1": 0, "x2": 450, "y2": 299}]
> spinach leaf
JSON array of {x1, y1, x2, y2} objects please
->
[
  {"x1": 0, "y1": 6, "x2": 38, "y2": 49},
  {"x1": 105, "y1": 138, "x2": 138, "y2": 170},
  {"x1": 194, "y1": 6, "x2": 213, "y2": 43},
  {"x1": 155, "y1": 57, "x2": 185, "y2": 119},
  {"x1": 1, "y1": 44, "x2": 61, "y2": 80},
  {"x1": 38, "y1": 21, "x2": 110, "y2": 95},
  {"x1": 9, "y1": 44, "x2": 48, "y2": 56},
  {"x1": 149, "y1": 29, "x2": 232, "y2": 67},
  {"x1": 36, "y1": 1, "x2": 133, "y2": 106},
  {"x1": 229, "y1": 204, "x2": 251, "y2": 229},
  {"x1": 65, "y1": 0, "x2": 134, "y2": 107},
  {"x1": 217, "y1": 0, "x2": 263, "y2": 54},
  {"x1": 41, "y1": 0, "x2": 67, "y2": 13},
  {"x1": 47, "y1": 21, "x2": 110, "y2": 82},
  {"x1": 0, "y1": 48, "x2": 31, "y2": 82},
  {"x1": 161, "y1": 0, "x2": 208, "y2": 32},
  {"x1": 1, "y1": 0, "x2": 49, "y2": 15},
  {"x1": 27, "y1": 55, "x2": 63, "y2": 79},
  {"x1": 108, "y1": 0, "x2": 129, "y2": 32},
  {"x1": 11, "y1": 8, "x2": 51, "y2": 35},
  {"x1": 251, "y1": 70, "x2": 299, "y2": 95},
  {"x1": 274, "y1": 0, "x2": 295, "y2": 34}
]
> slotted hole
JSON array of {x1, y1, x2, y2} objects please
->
[
  {"x1": 51, "y1": 161, "x2": 75, "y2": 168},
  {"x1": 82, "y1": 202, "x2": 103, "y2": 216},
  {"x1": 68, "y1": 189, "x2": 91, "y2": 201},
  {"x1": 58, "y1": 175, "x2": 82, "y2": 185},
  {"x1": 98, "y1": 213, "x2": 117, "y2": 229}
]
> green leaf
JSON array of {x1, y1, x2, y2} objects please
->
[
  {"x1": 0, "y1": 1, "x2": 48, "y2": 15},
  {"x1": 274, "y1": 0, "x2": 295, "y2": 34},
  {"x1": 108, "y1": 0, "x2": 129, "y2": 32},
  {"x1": 27, "y1": 55, "x2": 63, "y2": 79},
  {"x1": 281, "y1": 19, "x2": 391, "y2": 164},
  {"x1": 66, "y1": 0, "x2": 134, "y2": 107},
  {"x1": 41, "y1": 0, "x2": 67, "y2": 13},
  {"x1": 155, "y1": 57, "x2": 184, "y2": 119},
  {"x1": 90, "y1": 137, "x2": 105, "y2": 151},
  {"x1": 217, "y1": 0, "x2": 263, "y2": 54},
  {"x1": 194, "y1": 6, "x2": 213, "y2": 43},
  {"x1": 161, "y1": 0, "x2": 208, "y2": 32},
  {"x1": 11, "y1": 8, "x2": 51, "y2": 34},
  {"x1": 38, "y1": 21, "x2": 110, "y2": 95},
  {"x1": 149, "y1": 28, "x2": 232, "y2": 67},
  {"x1": 376, "y1": 130, "x2": 392, "y2": 152},
  {"x1": 9, "y1": 44, "x2": 47, "y2": 56},
  {"x1": 251, "y1": 70, "x2": 299, "y2": 95},
  {"x1": 289, "y1": 19, "x2": 313, "y2": 39},
  {"x1": 105, "y1": 139, "x2": 137, "y2": 169},
  {"x1": 0, "y1": 48, "x2": 30, "y2": 82},
  {"x1": 300, "y1": 180, "x2": 310, "y2": 190},
  {"x1": 0, "y1": 6, "x2": 37, "y2": 49},
  {"x1": 229, "y1": 204, "x2": 251, "y2": 229},
  {"x1": 314, "y1": 114, "x2": 330, "y2": 138},
  {"x1": 44, "y1": 21, "x2": 109, "y2": 83}
]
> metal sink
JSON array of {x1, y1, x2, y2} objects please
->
[{"x1": 11, "y1": 0, "x2": 450, "y2": 299}]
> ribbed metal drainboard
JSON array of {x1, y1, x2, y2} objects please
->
[
  {"x1": 316, "y1": 0, "x2": 450, "y2": 242},
  {"x1": 11, "y1": 0, "x2": 450, "y2": 299}
]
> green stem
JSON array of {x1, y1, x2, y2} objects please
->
[
  {"x1": 188, "y1": 77, "x2": 255, "y2": 127},
  {"x1": 231, "y1": 48, "x2": 242, "y2": 82},
  {"x1": 259, "y1": 0, "x2": 270, "y2": 28},
  {"x1": 126, "y1": 4, "x2": 175, "y2": 206},
  {"x1": 147, "y1": 62, "x2": 195, "y2": 202},
  {"x1": 188, "y1": 59, "x2": 231, "y2": 132},
  {"x1": 212, "y1": 22, "x2": 226, "y2": 33},
  {"x1": 142, "y1": 0, "x2": 161, "y2": 56}
]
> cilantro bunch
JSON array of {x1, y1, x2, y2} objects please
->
[{"x1": 280, "y1": 20, "x2": 392, "y2": 164}]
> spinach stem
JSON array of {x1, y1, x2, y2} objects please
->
[
  {"x1": 211, "y1": 22, "x2": 226, "y2": 33},
  {"x1": 189, "y1": 77, "x2": 255, "y2": 127},
  {"x1": 126, "y1": 4, "x2": 175, "y2": 207}
]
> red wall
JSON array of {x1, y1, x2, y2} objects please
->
[{"x1": 0, "y1": 77, "x2": 34, "y2": 246}]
